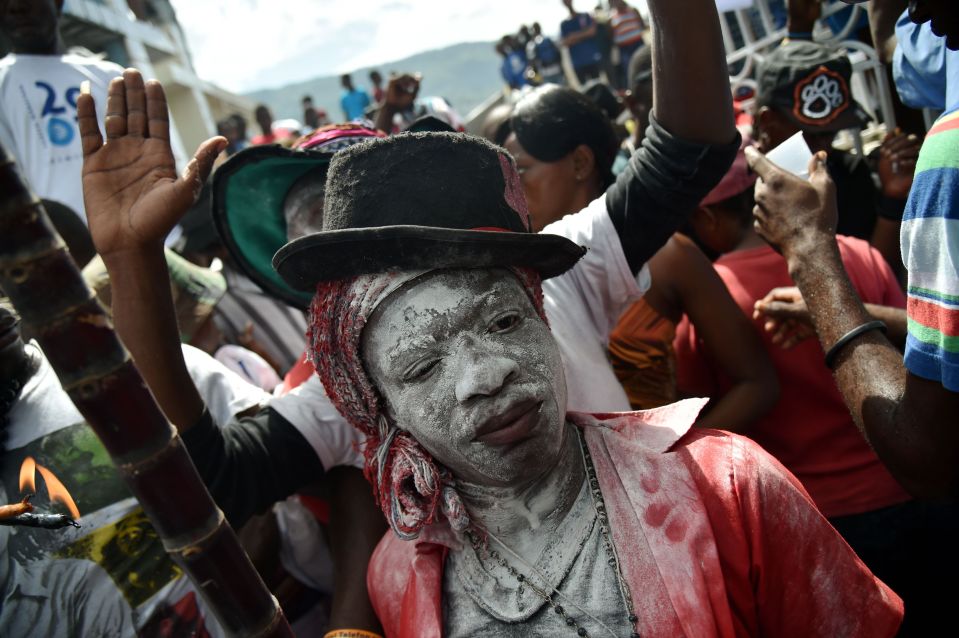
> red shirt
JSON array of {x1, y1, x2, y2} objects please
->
[
  {"x1": 367, "y1": 404, "x2": 902, "y2": 637},
  {"x1": 277, "y1": 351, "x2": 313, "y2": 396},
  {"x1": 674, "y1": 236, "x2": 910, "y2": 517}
]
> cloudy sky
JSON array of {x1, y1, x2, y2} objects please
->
[{"x1": 168, "y1": 0, "x2": 648, "y2": 93}]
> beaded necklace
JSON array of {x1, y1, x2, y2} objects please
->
[{"x1": 465, "y1": 428, "x2": 640, "y2": 638}]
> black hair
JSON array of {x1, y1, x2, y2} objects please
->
[
  {"x1": 229, "y1": 113, "x2": 247, "y2": 137},
  {"x1": 582, "y1": 80, "x2": 622, "y2": 120},
  {"x1": 509, "y1": 85, "x2": 620, "y2": 188}
]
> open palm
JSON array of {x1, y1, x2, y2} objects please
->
[{"x1": 79, "y1": 69, "x2": 225, "y2": 257}]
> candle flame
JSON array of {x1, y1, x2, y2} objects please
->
[
  {"x1": 17, "y1": 456, "x2": 81, "y2": 520},
  {"x1": 36, "y1": 465, "x2": 81, "y2": 520},
  {"x1": 19, "y1": 456, "x2": 36, "y2": 493}
]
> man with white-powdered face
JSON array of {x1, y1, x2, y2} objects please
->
[
  {"x1": 75, "y1": 0, "x2": 902, "y2": 634},
  {"x1": 264, "y1": 130, "x2": 904, "y2": 637}
]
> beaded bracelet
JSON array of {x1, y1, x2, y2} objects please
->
[
  {"x1": 824, "y1": 320, "x2": 887, "y2": 369},
  {"x1": 323, "y1": 630, "x2": 383, "y2": 638}
]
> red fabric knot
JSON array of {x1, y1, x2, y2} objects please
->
[{"x1": 498, "y1": 153, "x2": 532, "y2": 231}]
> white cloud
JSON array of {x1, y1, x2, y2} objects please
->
[{"x1": 169, "y1": 0, "x2": 595, "y2": 92}]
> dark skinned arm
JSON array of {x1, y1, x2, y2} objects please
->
[
  {"x1": 327, "y1": 467, "x2": 389, "y2": 627},
  {"x1": 647, "y1": 235, "x2": 779, "y2": 432},
  {"x1": 605, "y1": 0, "x2": 739, "y2": 274},
  {"x1": 872, "y1": 131, "x2": 922, "y2": 277},
  {"x1": 373, "y1": 73, "x2": 420, "y2": 135},
  {"x1": 561, "y1": 23, "x2": 598, "y2": 47},
  {"x1": 747, "y1": 146, "x2": 959, "y2": 499},
  {"x1": 754, "y1": 286, "x2": 908, "y2": 350},
  {"x1": 646, "y1": 0, "x2": 734, "y2": 144},
  {"x1": 81, "y1": 69, "x2": 385, "y2": 633},
  {"x1": 786, "y1": 0, "x2": 821, "y2": 34},
  {"x1": 80, "y1": 70, "x2": 214, "y2": 430},
  {"x1": 867, "y1": 0, "x2": 910, "y2": 62}
]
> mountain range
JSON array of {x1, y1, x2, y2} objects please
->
[{"x1": 244, "y1": 41, "x2": 503, "y2": 125}]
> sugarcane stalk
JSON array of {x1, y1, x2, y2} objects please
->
[{"x1": 0, "y1": 143, "x2": 293, "y2": 637}]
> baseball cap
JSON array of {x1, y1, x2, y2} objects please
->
[
  {"x1": 701, "y1": 130, "x2": 757, "y2": 207},
  {"x1": 757, "y1": 40, "x2": 869, "y2": 133}
]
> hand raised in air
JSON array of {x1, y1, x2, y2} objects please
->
[{"x1": 79, "y1": 68, "x2": 226, "y2": 259}]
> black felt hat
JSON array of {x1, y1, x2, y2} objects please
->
[{"x1": 274, "y1": 132, "x2": 586, "y2": 290}]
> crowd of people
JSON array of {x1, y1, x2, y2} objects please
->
[
  {"x1": 2, "y1": 0, "x2": 959, "y2": 636},
  {"x1": 213, "y1": 70, "x2": 394, "y2": 156},
  {"x1": 497, "y1": 1, "x2": 647, "y2": 90}
]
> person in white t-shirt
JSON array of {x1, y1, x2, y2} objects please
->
[{"x1": 0, "y1": 0, "x2": 123, "y2": 223}]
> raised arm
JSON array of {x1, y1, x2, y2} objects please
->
[
  {"x1": 755, "y1": 287, "x2": 908, "y2": 350},
  {"x1": 561, "y1": 22, "x2": 598, "y2": 47},
  {"x1": 646, "y1": 0, "x2": 734, "y2": 145},
  {"x1": 81, "y1": 70, "x2": 386, "y2": 633},
  {"x1": 80, "y1": 69, "x2": 221, "y2": 429},
  {"x1": 605, "y1": 0, "x2": 739, "y2": 273},
  {"x1": 373, "y1": 73, "x2": 419, "y2": 135},
  {"x1": 867, "y1": 0, "x2": 910, "y2": 62},
  {"x1": 650, "y1": 236, "x2": 779, "y2": 432},
  {"x1": 746, "y1": 147, "x2": 959, "y2": 499}
]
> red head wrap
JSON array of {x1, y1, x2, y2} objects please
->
[{"x1": 307, "y1": 268, "x2": 547, "y2": 539}]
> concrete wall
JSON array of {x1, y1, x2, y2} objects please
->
[{"x1": 60, "y1": 0, "x2": 252, "y2": 168}]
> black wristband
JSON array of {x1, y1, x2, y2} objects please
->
[
  {"x1": 876, "y1": 194, "x2": 907, "y2": 222},
  {"x1": 824, "y1": 320, "x2": 887, "y2": 369}
]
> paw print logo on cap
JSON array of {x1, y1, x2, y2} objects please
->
[{"x1": 792, "y1": 66, "x2": 850, "y2": 126}]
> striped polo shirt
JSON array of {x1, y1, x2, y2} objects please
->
[
  {"x1": 901, "y1": 106, "x2": 959, "y2": 391},
  {"x1": 611, "y1": 8, "x2": 645, "y2": 48}
]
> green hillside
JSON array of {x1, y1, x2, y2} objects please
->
[{"x1": 245, "y1": 41, "x2": 502, "y2": 123}]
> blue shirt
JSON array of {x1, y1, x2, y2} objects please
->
[
  {"x1": 341, "y1": 89, "x2": 371, "y2": 121},
  {"x1": 561, "y1": 13, "x2": 602, "y2": 69},
  {"x1": 894, "y1": 10, "x2": 959, "y2": 112},
  {"x1": 534, "y1": 36, "x2": 562, "y2": 67},
  {"x1": 501, "y1": 50, "x2": 528, "y2": 89}
]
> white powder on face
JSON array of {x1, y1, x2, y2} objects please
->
[{"x1": 362, "y1": 269, "x2": 568, "y2": 488}]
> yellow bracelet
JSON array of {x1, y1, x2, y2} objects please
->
[{"x1": 323, "y1": 631, "x2": 383, "y2": 638}]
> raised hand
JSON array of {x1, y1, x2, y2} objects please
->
[
  {"x1": 786, "y1": 0, "x2": 822, "y2": 33},
  {"x1": 752, "y1": 286, "x2": 816, "y2": 349},
  {"x1": 877, "y1": 129, "x2": 921, "y2": 200},
  {"x1": 79, "y1": 69, "x2": 226, "y2": 259},
  {"x1": 745, "y1": 146, "x2": 838, "y2": 264},
  {"x1": 384, "y1": 73, "x2": 421, "y2": 111}
]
